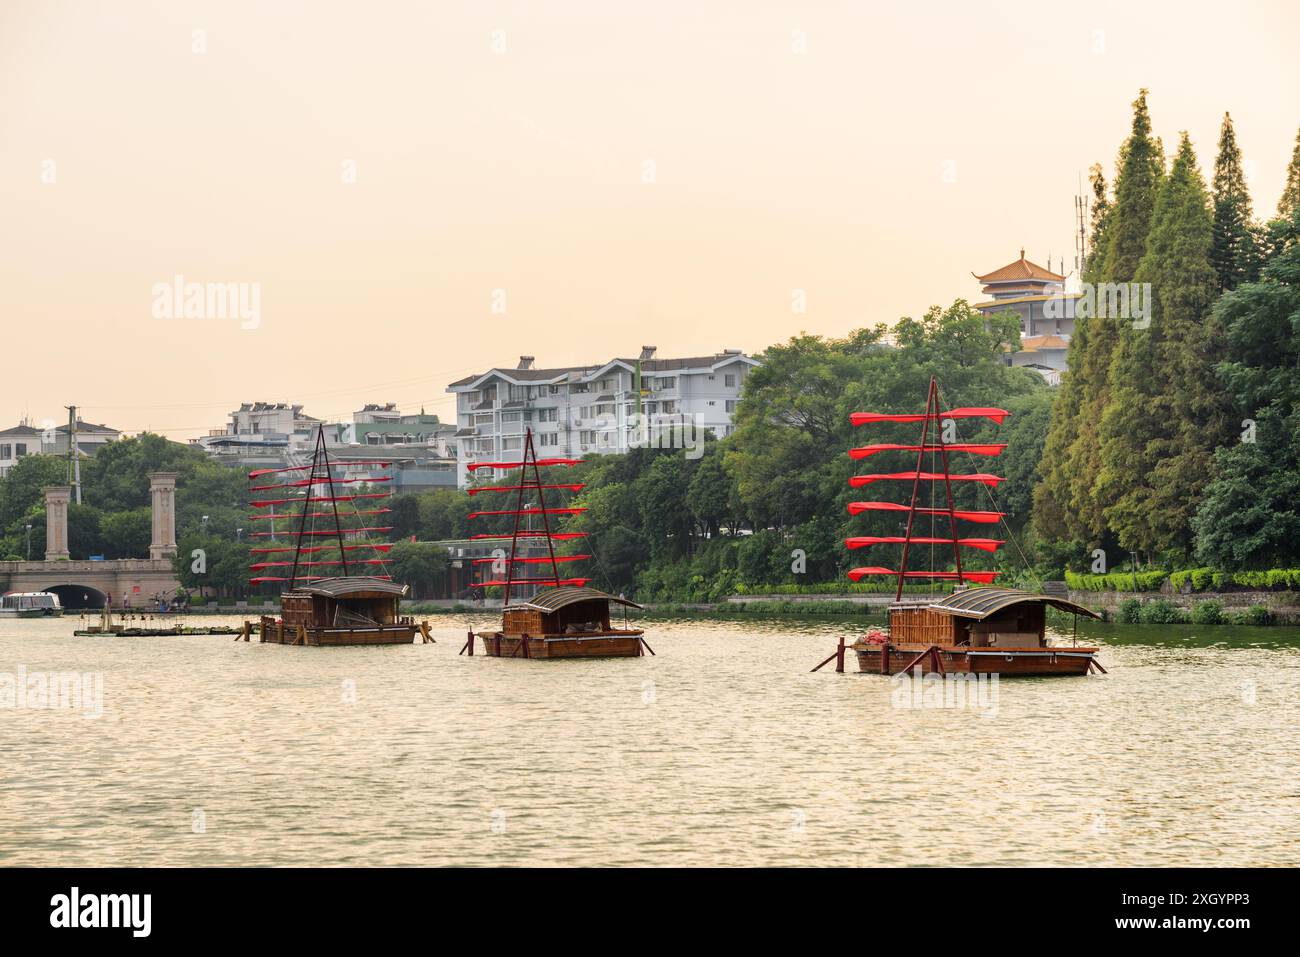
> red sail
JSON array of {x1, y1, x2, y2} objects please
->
[
  {"x1": 849, "y1": 472, "x2": 1003, "y2": 488},
  {"x1": 249, "y1": 526, "x2": 393, "y2": 538},
  {"x1": 247, "y1": 461, "x2": 392, "y2": 478},
  {"x1": 850, "y1": 407, "x2": 1010, "y2": 426},
  {"x1": 250, "y1": 559, "x2": 392, "y2": 570},
  {"x1": 470, "y1": 577, "x2": 592, "y2": 588},
  {"x1": 250, "y1": 509, "x2": 391, "y2": 521},
  {"x1": 470, "y1": 531, "x2": 587, "y2": 541},
  {"x1": 250, "y1": 544, "x2": 394, "y2": 555},
  {"x1": 467, "y1": 483, "x2": 585, "y2": 495},
  {"x1": 845, "y1": 536, "x2": 1004, "y2": 553},
  {"x1": 251, "y1": 492, "x2": 391, "y2": 507},
  {"x1": 848, "y1": 443, "x2": 1006, "y2": 460},
  {"x1": 471, "y1": 555, "x2": 590, "y2": 565},
  {"x1": 467, "y1": 458, "x2": 582, "y2": 471},
  {"x1": 847, "y1": 501, "x2": 1005, "y2": 523},
  {"x1": 467, "y1": 507, "x2": 587, "y2": 519},
  {"x1": 847, "y1": 567, "x2": 999, "y2": 584},
  {"x1": 250, "y1": 575, "x2": 394, "y2": 584},
  {"x1": 249, "y1": 476, "x2": 391, "y2": 492}
]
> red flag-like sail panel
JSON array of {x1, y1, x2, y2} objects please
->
[
  {"x1": 849, "y1": 472, "x2": 1004, "y2": 488},
  {"x1": 247, "y1": 461, "x2": 393, "y2": 479},
  {"x1": 247, "y1": 427, "x2": 401, "y2": 586},
  {"x1": 845, "y1": 536, "x2": 1005, "y2": 553},
  {"x1": 467, "y1": 507, "x2": 587, "y2": 519},
  {"x1": 850, "y1": 407, "x2": 1010, "y2": 426},
  {"x1": 843, "y1": 378, "x2": 1011, "y2": 600},
  {"x1": 466, "y1": 428, "x2": 589, "y2": 595},
  {"x1": 848, "y1": 443, "x2": 1005, "y2": 460},
  {"x1": 467, "y1": 483, "x2": 585, "y2": 496},
  {"x1": 847, "y1": 501, "x2": 1005, "y2": 523},
  {"x1": 847, "y1": 567, "x2": 999, "y2": 584},
  {"x1": 467, "y1": 458, "x2": 582, "y2": 471}
]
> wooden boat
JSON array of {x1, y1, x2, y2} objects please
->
[
  {"x1": 817, "y1": 375, "x2": 1104, "y2": 677},
  {"x1": 254, "y1": 577, "x2": 427, "y2": 646},
  {"x1": 241, "y1": 427, "x2": 427, "y2": 647},
  {"x1": 850, "y1": 587, "x2": 1101, "y2": 676},
  {"x1": 468, "y1": 585, "x2": 646, "y2": 659},
  {"x1": 460, "y1": 428, "x2": 650, "y2": 659}
]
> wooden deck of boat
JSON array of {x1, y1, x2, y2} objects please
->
[
  {"x1": 471, "y1": 628, "x2": 645, "y2": 659},
  {"x1": 255, "y1": 616, "x2": 422, "y2": 646},
  {"x1": 851, "y1": 640, "x2": 1100, "y2": 677}
]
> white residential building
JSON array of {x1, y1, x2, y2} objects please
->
[{"x1": 446, "y1": 346, "x2": 759, "y2": 487}]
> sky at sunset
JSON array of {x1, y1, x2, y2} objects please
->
[{"x1": 3, "y1": 0, "x2": 1299, "y2": 440}]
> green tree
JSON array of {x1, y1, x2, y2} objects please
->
[
  {"x1": 1039, "y1": 89, "x2": 1164, "y2": 547},
  {"x1": 1192, "y1": 210, "x2": 1300, "y2": 568},
  {"x1": 100, "y1": 507, "x2": 153, "y2": 559},
  {"x1": 1277, "y1": 126, "x2": 1300, "y2": 221},
  {"x1": 387, "y1": 540, "x2": 448, "y2": 598},
  {"x1": 0, "y1": 454, "x2": 67, "y2": 532},
  {"x1": 1099, "y1": 132, "x2": 1225, "y2": 557},
  {"x1": 686, "y1": 446, "x2": 734, "y2": 536},
  {"x1": 1210, "y1": 112, "x2": 1260, "y2": 291}
]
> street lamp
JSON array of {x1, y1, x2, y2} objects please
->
[{"x1": 25, "y1": 524, "x2": 32, "y2": 561}]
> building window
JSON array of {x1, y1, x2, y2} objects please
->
[
  {"x1": 501, "y1": 411, "x2": 522, "y2": 424},
  {"x1": 726, "y1": 400, "x2": 737, "y2": 413},
  {"x1": 655, "y1": 376, "x2": 677, "y2": 391},
  {"x1": 502, "y1": 437, "x2": 521, "y2": 451},
  {"x1": 580, "y1": 430, "x2": 595, "y2": 445},
  {"x1": 538, "y1": 407, "x2": 558, "y2": 422},
  {"x1": 662, "y1": 400, "x2": 677, "y2": 414},
  {"x1": 0, "y1": 444, "x2": 9, "y2": 459},
  {"x1": 725, "y1": 374, "x2": 736, "y2": 387},
  {"x1": 548, "y1": 384, "x2": 562, "y2": 396},
  {"x1": 539, "y1": 433, "x2": 559, "y2": 447}
]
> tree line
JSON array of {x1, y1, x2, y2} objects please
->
[
  {"x1": 1035, "y1": 90, "x2": 1300, "y2": 572},
  {"x1": 4, "y1": 91, "x2": 1296, "y2": 599}
]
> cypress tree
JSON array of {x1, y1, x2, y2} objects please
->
[
  {"x1": 1277, "y1": 126, "x2": 1300, "y2": 220},
  {"x1": 1058, "y1": 90, "x2": 1162, "y2": 546},
  {"x1": 1100, "y1": 132, "x2": 1227, "y2": 557},
  {"x1": 1210, "y1": 112, "x2": 1259, "y2": 290},
  {"x1": 1034, "y1": 164, "x2": 1109, "y2": 542}
]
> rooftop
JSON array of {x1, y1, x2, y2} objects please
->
[{"x1": 974, "y1": 249, "x2": 1066, "y2": 284}]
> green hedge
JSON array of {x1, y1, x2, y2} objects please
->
[
  {"x1": 734, "y1": 581, "x2": 948, "y2": 596},
  {"x1": 1169, "y1": 568, "x2": 1300, "y2": 592},
  {"x1": 1065, "y1": 570, "x2": 1168, "y2": 592}
]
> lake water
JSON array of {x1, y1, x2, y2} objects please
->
[{"x1": 2, "y1": 613, "x2": 1298, "y2": 866}]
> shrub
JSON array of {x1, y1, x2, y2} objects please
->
[
  {"x1": 1232, "y1": 605, "x2": 1273, "y2": 626},
  {"x1": 1139, "y1": 599, "x2": 1188, "y2": 624},
  {"x1": 1191, "y1": 600, "x2": 1224, "y2": 625},
  {"x1": 1116, "y1": 598, "x2": 1142, "y2": 624}
]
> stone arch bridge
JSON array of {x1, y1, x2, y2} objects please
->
[{"x1": 0, "y1": 473, "x2": 183, "y2": 609}]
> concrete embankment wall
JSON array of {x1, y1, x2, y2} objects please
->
[
  {"x1": 722, "y1": 589, "x2": 1300, "y2": 623},
  {"x1": 1067, "y1": 589, "x2": 1300, "y2": 623}
]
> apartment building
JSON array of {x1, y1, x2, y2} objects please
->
[{"x1": 446, "y1": 346, "x2": 759, "y2": 486}]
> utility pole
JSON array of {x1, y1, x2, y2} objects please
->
[{"x1": 65, "y1": 405, "x2": 82, "y2": 504}]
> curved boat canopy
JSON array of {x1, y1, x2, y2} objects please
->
[
  {"x1": 505, "y1": 585, "x2": 642, "y2": 612},
  {"x1": 924, "y1": 586, "x2": 1100, "y2": 620}
]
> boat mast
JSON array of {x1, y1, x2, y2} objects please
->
[
  {"x1": 285, "y1": 430, "x2": 322, "y2": 587},
  {"x1": 895, "y1": 377, "x2": 937, "y2": 601}
]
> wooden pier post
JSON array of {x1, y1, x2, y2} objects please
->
[{"x1": 835, "y1": 635, "x2": 845, "y2": 673}]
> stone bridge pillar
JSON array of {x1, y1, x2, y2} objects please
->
[
  {"x1": 149, "y1": 472, "x2": 178, "y2": 560},
  {"x1": 44, "y1": 486, "x2": 71, "y2": 560}
]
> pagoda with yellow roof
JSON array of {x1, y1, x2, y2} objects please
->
[{"x1": 972, "y1": 249, "x2": 1081, "y2": 383}]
